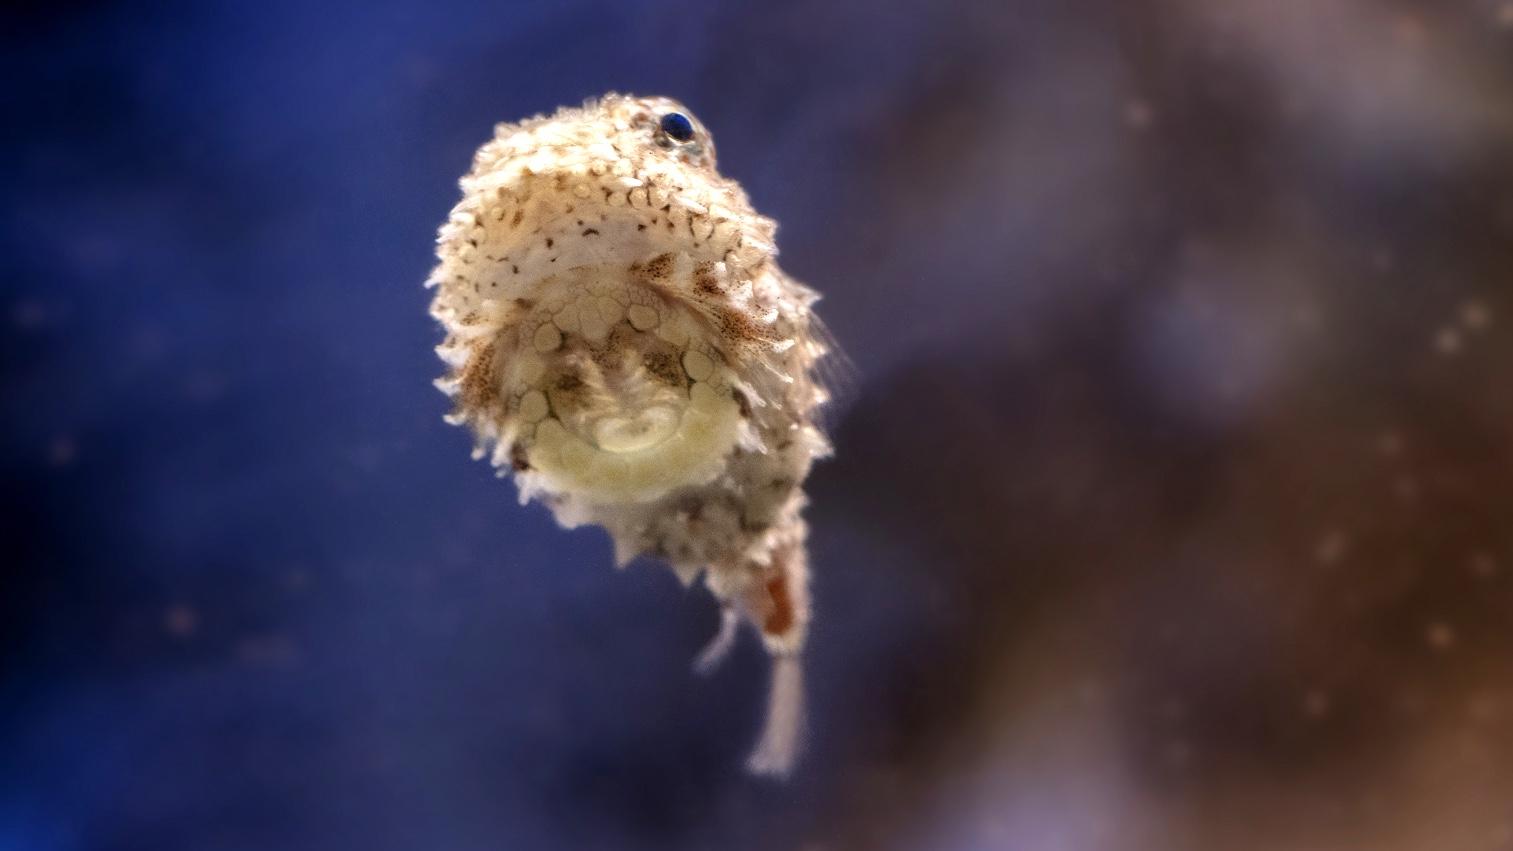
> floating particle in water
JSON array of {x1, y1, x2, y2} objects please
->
[
  {"x1": 1301, "y1": 689, "x2": 1332, "y2": 720},
  {"x1": 425, "y1": 94, "x2": 840, "y2": 776},
  {"x1": 1468, "y1": 551, "x2": 1500, "y2": 580},
  {"x1": 47, "y1": 436, "x2": 77, "y2": 468},
  {"x1": 1313, "y1": 529, "x2": 1351, "y2": 566},
  {"x1": 1375, "y1": 428, "x2": 1406, "y2": 457},
  {"x1": 163, "y1": 604, "x2": 198, "y2": 638},
  {"x1": 1425, "y1": 621, "x2": 1457, "y2": 652},
  {"x1": 12, "y1": 299, "x2": 49, "y2": 330},
  {"x1": 1123, "y1": 98, "x2": 1154, "y2": 130},
  {"x1": 1434, "y1": 326, "x2": 1463, "y2": 356},
  {"x1": 1460, "y1": 299, "x2": 1492, "y2": 331}
]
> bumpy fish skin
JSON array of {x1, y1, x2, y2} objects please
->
[{"x1": 426, "y1": 94, "x2": 834, "y2": 776}]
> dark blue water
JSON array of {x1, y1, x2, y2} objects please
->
[{"x1": 6, "y1": 2, "x2": 1513, "y2": 849}]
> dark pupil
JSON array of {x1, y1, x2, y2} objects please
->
[{"x1": 659, "y1": 112, "x2": 695, "y2": 143}]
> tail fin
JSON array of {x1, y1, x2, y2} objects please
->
[{"x1": 745, "y1": 653, "x2": 805, "y2": 778}]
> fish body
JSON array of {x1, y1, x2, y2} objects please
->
[{"x1": 426, "y1": 94, "x2": 835, "y2": 775}]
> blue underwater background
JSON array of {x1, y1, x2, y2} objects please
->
[{"x1": 5, "y1": 1, "x2": 1513, "y2": 849}]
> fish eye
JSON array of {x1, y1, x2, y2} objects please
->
[{"x1": 658, "y1": 111, "x2": 696, "y2": 143}]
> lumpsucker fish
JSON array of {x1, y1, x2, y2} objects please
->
[{"x1": 426, "y1": 94, "x2": 838, "y2": 776}]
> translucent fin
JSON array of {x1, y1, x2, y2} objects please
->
[
  {"x1": 693, "y1": 606, "x2": 740, "y2": 676},
  {"x1": 745, "y1": 653, "x2": 804, "y2": 778},
  {"x1": 808, "y1": 311, "x2": 859, "y2": 433},
  {"x1": 612, "y1": 535, "x2": 639, "y2": 569}
]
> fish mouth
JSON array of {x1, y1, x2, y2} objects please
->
[{"x1": 503, "y1": 262, "x2": 745, "y2": 505}]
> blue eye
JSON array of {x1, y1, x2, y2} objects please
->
[{"x1": 659, "y1": 111, "x2": 696, "y2": 143}]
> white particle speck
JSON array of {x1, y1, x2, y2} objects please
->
[
  {"x1": 13, "y1": 299, "x2": 48, "y2": 329},
  {"x1": 1162, "y1": 738, "x2": 1194, "y2": 769},
  {"x1": 1393, "y1": 13, "x2": 1427, "y2": 46},
  {"x1": 1434, "y1": 326, "x2": 1462, "y2": 355},
  {"x1": 1469, "y1": 551, "x2": 1500, "y2": 580},
  {"x1": 1314, "y1": 530, "x2": 1350, "y2": 565},
  {"x1": 1077, "y1": 677, "x2": 1107, "y2": 706},
  {"x1": 236, "y1": 633, "x2": 298, "y2": 666},
  {"x1": 1397, "y1": 689, "x2": 1428, "y2": 717},
  {"x1": 1124, "y1": 99, "x2": 1154, "y2": 130},
  {"x1": 1291, "y1": 300, "x2": 1324, "y2": 331},
  {"x1": 1460, "y1": 299, "x2": 1492, "y2": 331},
  {"x1": 164, "y1": 604, "x2": 199, "y2": 638},
  {"x1": 1375, "y1": 429, "x2": 1405, "y2": 457},
  {"x1": 1394, "y1": 474, "x2": 1419, "y2": 502},
  {"x1": 1467, "y1": 694, "x2": 1501, "y2": 723},
  {"x1": 47, "y1": 436, "x2": 77, "y2": 467},
  {"x1": 1425, "y1": 621, "x2": 1457, "y2": 651}
]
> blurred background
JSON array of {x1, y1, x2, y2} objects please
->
[{"x1": 4, "y1": 1, "x2": 1513, "y2": 849}]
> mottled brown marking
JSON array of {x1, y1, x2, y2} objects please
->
[
  {"x1": 640, "y1": 252, "x2": 674, "y2": 280},
  {"x1": 458, "y1": 341, "x2": 500, "y2": 411},
  {"x1": 712, "y1": 306, "x2": 780, "y2": 346},
  {"x1": 509, "y1": 442, "x2": 531, "y2": 471},
  {"x1": 732, "y1": 388, "x2": 752, "y2": 418},
  {"x1": 590, "y1": 338, "x2": 626, "y2": 372},
  {"x1": 761, "y1": 570, "x2": 795, "y2": 637},
  {"x1": 693, "y1": 261, "x2": 721, "y2": 295},
  {"x1": 642, "y1": 349, "x2": 686, "y2": 387},
  {"x1": 739, "y1": 516, "x2": 771, "y2": 534}
]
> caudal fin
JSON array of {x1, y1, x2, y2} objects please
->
[{"x1": 745, "y1": 653, "x2": 805, "y2": 778}]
